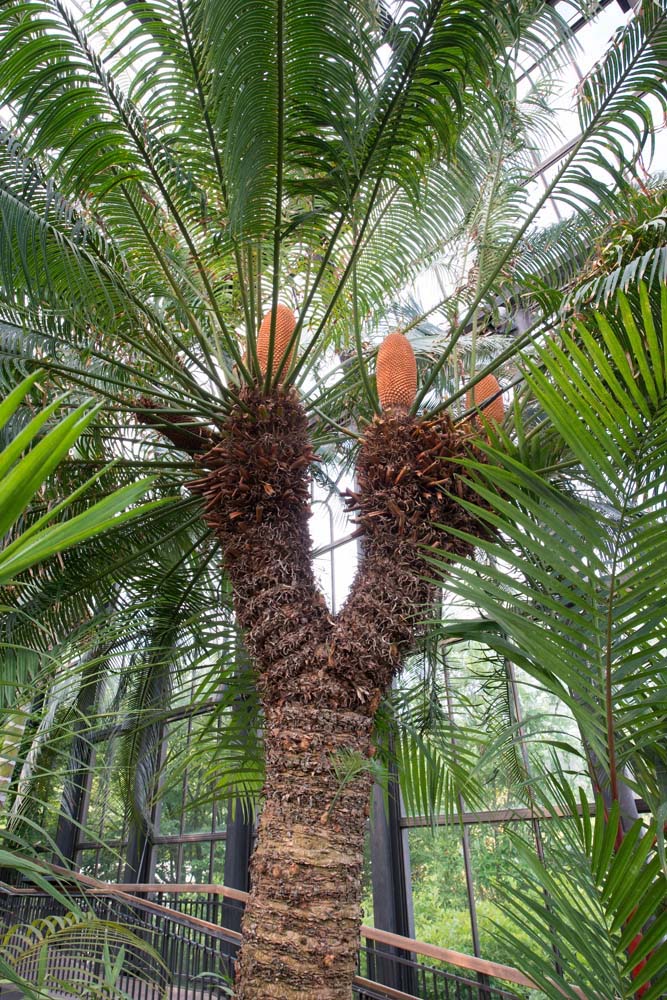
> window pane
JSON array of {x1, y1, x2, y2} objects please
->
[
  {"x1": 181, "y1": 841, "x2": 212, "y2": 884},
  {"x1": 154, "y1": 844, "x2": 180, "y2": 884},
  {"x1": 408, "y1": 826, "x2": 471, "y2": 951},
  {"x1": 95, "y1": 846, "x2": 125, "y2": 882},
  {"x1": 159, "y1": 720, "x2": 188, "y2": 836},
  {"x1": 159, "y1": 717, "x2": 218, "y2": 837},
  {"x1": 468, "y1": 821, "x2": 538, "y2": 968},
  {"x1": 210, "y1": 840, "x2": 226, "y2": 885},
  {"x1": 84, "y1": 741, "x2": 126, "y2": 844},
  {"x1": 182, "y1": 717, "x2": 218, "y2": 835},
  {"x1": 77, "y1": 849, "x2": 100, "y2": 879}
]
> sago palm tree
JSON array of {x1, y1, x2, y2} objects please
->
[{"x1": 1, "y1": 1, "x2": 666, "y2": 996}]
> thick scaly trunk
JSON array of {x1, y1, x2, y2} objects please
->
[
  {"x1": 182, "y1": 387, "x2": 487, "y2": 999},
  {"x1": 236, "y1": 704, "x2": 371, "y2": 999}
]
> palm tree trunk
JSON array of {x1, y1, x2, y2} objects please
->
[
  {"x1": 188, "y1": 388, "x2": 486, "y2": 998},
  {"x1": 235, "y1": 703, "x2": 371, "y2": 999}
]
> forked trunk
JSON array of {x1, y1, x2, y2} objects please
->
[
  {"x1": 182, "y1": 386, "x2": 487, "y2": 998},
  {"x1": 236, "y1": 704, "x2": 371, "y2": 999}
]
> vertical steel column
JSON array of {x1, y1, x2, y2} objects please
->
[
  {"x1": 54, "y1": 652, "x2": 106, "y2": 866},
  {"x1": 73, "y1": 746, "x2": 95, "y2": 871},
  {"x1": 221, "y1": 800, "x2": 254, "y2": 932},
  {"x1": 220, "y1": 638, "x2": 255, "y2": 933},
  {"x1": 370, "y1": 736, "x2": 418, "y2": 995},
  {"x1": 54, "y1": 601, "x2": 119, "y2": 869},
  {"x1": 144, "y1": 734, "x2": 168, "y2": 884},
  {"x1": 123, "y1": 663, "x2": 171, "y2": 884}
]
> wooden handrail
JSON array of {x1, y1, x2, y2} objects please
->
[
  {"x1": 353, "y1": 976, "x2": 422, "y2": 1000},
  {"x1": 5, "y1": 859, "x2": 588, "y2": 996},
  {"x1": 2, "y1": 880, "x2": 427, "y2": 1000},
  {"x1": 1, "y1": 865, "x2": 535, "y2": 990}
]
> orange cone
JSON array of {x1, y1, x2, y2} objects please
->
[
  {"x1": 376, "y1": 333, "x2": 417, "y2": 411},
  {"x1": 466, "y1": 374, "x2": 504, "y2": 425},
  {"x1": 257, "y1": 304, "x2": 297, "y2": 380}
]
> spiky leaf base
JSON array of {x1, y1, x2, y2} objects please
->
[
  {"x1": 337, "y1": 410, "x2": 487, "y2": 709},
  {"x1": 191, "y1": 392, "x2": 486, "y2": 713},
  {"x1": 190, "y1": 386, "x2": 333, "y2": 707}
]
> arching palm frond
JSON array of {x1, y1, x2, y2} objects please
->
[
  {"x1": 0, "y1": 370, "x2": 167, "y2": 587},
  {"x1": 0, "y1": 0, "x2": 585, "y2": 402},
  {"x1": 495, "y1": 772, "x2": 667, "y2": 1000},
  {"x1": 414, "y1": 3, "x2": 667, "y2": 408},
  {"x1": 506, "y1": 179, "x2": 667, "y2": 315},
  {"x1": 570, "y1": 198, "x2": 667, "y2": 309},
  {"x1": 377, "y1": 658, "x2": 488, "y2": 823},
  {"x1": 428, "y1": 281, "x2": 667, "y2": 808}
]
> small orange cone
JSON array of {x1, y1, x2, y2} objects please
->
[
  {"x1": 376, "y1": 333, "x2": 417, "y2": 411},
  {"x1": 257, "y1": 304, "x2": 297, "y2": 380},
  {"x1": 466, "y1": 374, "x2": 504, "y2": 425}
]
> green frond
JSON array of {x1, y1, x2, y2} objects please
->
[
  {"x1": 0, "y1": 908, "x2": 170, "y2": 998},
  {"x1": 554, "y1": 3, "x2": 667, "y2": 217},
  {"x1": 202, "y1": 0, "x2": 377, "y2": 238},
  {"x1": 0, "y1": 494, "x2": 206, "y2": 705},
  {"x1": 414, "y1": 7, "x2": 667, "y2": 408},
  {"x1": 0, "y1": 129, "x2": 145, "y2": 331},
  {"x1": 381, "y1": 669, "x2": 487, "y2": 822},
  {"x1": 495, "y1": 772, "x2": 667, "y2": 999},
  {"x1": 428, "y1": 281, "x2": 667, "y2": 801}
]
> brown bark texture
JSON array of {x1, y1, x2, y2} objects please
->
[
  {"x1": 236, "y1": 703, "x2": 372, "y2": 998},
  {"x1": 184, "y1": 387, "x2": 487, "y2": 999}
]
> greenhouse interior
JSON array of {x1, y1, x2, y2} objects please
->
[{"x1": 0, "y1": 0, "x2": 666, "y2": 997}]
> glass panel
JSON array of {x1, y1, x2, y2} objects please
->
[
  {"x1": 468, "y1": 820, "x2": 537, "y2": 967},
  {"x1": 77, "y1": 849, "x2": 100, "y2": 879},
  {"x1": 94, "y1": 846, "x2": 125, "y2": 882},
  {"x1": 182, "y1": 717, "x2": 217, "y2": 835},
  {"x1": 75, "y1": 845, "x2": 125, "y2": 881},
  {"x1": 210, "y1": 840, "x2": 226, "y2": 885},
  {"x1": 514, "y1": 667, "x2": 592, "y2": 797},
  {"x1": 181, "y1": 841, "x2": 213, "y2": 884},
  {"x1": 158, "y1": 720, "x2": 188, "y2": 836},
  {"x1": 13, "y1": 740, "x2": 67, "y2": 847},
  {"x1": 554, "y1": 1, "x2": 587, "y2": 28},
  {"x1": 439, "y1": 643, "x2": 529, "y2": 811},
  {"x1": 154, "y1": 844, "x2": 180, "y2": 884},
  {"x1": 408, "y1": 826, "x2": 471, "y2": 950},
  {"x1": 84, "y1": 740, "x2": 126, "y2": 844},
  {"x1": 159, "y1": 716, "x2": 217, "y2": 837},
  {"x1": 36, "y1": 776, "x2": 66, "y2": 844}
]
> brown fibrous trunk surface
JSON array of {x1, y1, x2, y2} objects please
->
[
  {"x1": 186, "y1": 387, "x2": 488, "y2": 999},
  {"x1": 236, "y1": 703, "x2": 372, "y2": 998}
]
